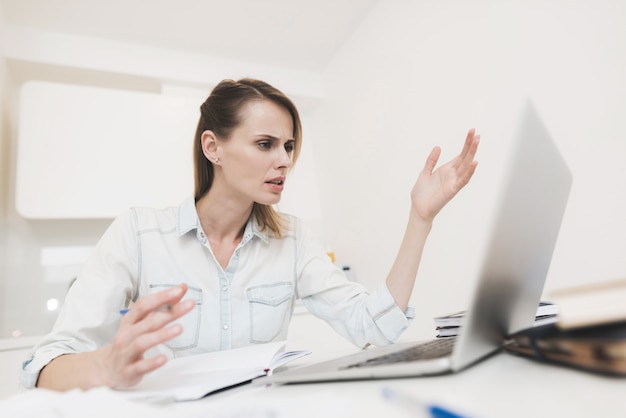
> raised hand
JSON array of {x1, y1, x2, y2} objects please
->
[
  {"x1": 99, "y1": 283, "x2": 195, "y2": 389},
  {"x1": 410, "y1": 129, "x2": 480, "y2": 222}
]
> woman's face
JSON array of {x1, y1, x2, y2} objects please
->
[{"x1": 215, "y1": 99, "x2": 295, "y2": 206}]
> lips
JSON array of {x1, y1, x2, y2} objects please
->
[
  {"x1": 266, "y1": 176, "x2": 285, "y2": 192},
  {"x1": 266, "y1": 176, "x2": 285, "y2": 186}
]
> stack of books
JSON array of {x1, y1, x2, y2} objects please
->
[{"x1": 433, "y1": 301, "x2": 559, "y2": 338}]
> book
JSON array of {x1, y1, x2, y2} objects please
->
[
  {"x1": 504, "y1": 321, "x2": 626, "y2": 376},
  {"x1": 549, "y1": 278, "x2": 626, "y2": 330},
  {"x1": 434, "y1": 301, "x2": 558, "y2": 338},
  {"x1": 118, "y1": 341, "x2": 310, "y2": 401}
]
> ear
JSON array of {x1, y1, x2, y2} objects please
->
[{"x1": 200, "y1": 130, "x2": 220, "y2": 164}]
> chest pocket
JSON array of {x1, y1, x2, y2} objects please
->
[
  {"x1": 247, "y1": 282, "x2": 293, "y2": 343},
  {"x1": 149, "y1": 284, "x2": 202, "y2": 351}
]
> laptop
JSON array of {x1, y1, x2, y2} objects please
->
[{"x1": 266, "y1": 100, "x2": 573, "y2": 383}]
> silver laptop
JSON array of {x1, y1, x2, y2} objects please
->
[{"x1": 267, "y1": 100, "x2": 573, "y2": 383}]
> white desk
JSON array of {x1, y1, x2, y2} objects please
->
[
  {"x1": 4, "y1": 312, "x2": 626, "y2": 417},
  {"x1": 3, "y1": 343, "x2": 626, "y2": 417},
  {"x1": 161, "y1": 349, "x2": 626, "y2": 418}
]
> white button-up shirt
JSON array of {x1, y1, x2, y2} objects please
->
[{"x1": 21, "y1": 197, "x2": 414, "y2": 388}]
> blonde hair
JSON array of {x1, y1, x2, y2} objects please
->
[{"x1": 193, "y1": 78, "x2": 302, "y2": 237}]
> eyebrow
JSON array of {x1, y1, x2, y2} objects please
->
[{"x1": 255, "y1": 135, "x2": 295, "y2": 143}]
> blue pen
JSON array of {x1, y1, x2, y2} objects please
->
[
  {"x1": 119, "y1": 305, "x2": 172, "y2": 316},
  {"x1": 381, "y1": 386, "x2": 470, "y2": 418}
]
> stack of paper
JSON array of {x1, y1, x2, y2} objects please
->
[{"x1": 433, "y1": 302, "x2": 559, "y2": 338}]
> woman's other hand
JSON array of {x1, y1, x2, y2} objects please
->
[
  {"x1": 410, "y1": 129, "x2": 480, "y2": 222},
  {"x1": 98, "y1": 283, "x2": 195, "y2": 389}
]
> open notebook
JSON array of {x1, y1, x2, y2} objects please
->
[{"x1": 266, "y1": 101, "x2": 573, "y2": 384}]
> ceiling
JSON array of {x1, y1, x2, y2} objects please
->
[{"x1": 0, "y1": 0, "x2": 379, "y2": 72}]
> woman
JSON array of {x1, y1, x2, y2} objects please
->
[{"x1": 22, "y1": 78, "x2": 479, "y2": 391}]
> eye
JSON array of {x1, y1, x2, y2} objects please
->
[
  {"x1": 284, "y1": 141, "x2": 295, "y2": 154},
  {"x1": 257, "y1": 141, "x2": 272, "y2": 150}
]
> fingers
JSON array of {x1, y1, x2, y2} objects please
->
[
  {"x1": 461, "y1": 128, "x2": 476, "y2": 156},
  {"x1": 450, "y1": 130, "x2": 480, "y2": 185},
  {"x1": 118, "y1": 321, "x2": 184, "y2": 362},
  {"x1": 457, "y1": 129, "x2": 480, "y2": 166},
  {"x1": 117, "y1": 287, "x2": 195, "y2": 348},
  {"x1": 108, "y1": 323, "x2": 181, "y2": 384},
  {"x1": 105, "y1": 285, "x2": 196, "y2": 388},
  {"x1": 124, "y1": 284, "x2": 188, "y2": 324},
  {"x1": 129, "y1": 354, "x2": 168, "y2": 378},
  {"x1": 106, "y1": 350, "x2": 169, "y2": 389},
  {"x1": 119, "y1": 302, "x2": 193, "y2": 346},
  {"x1": 458, "y1": 160, "x2": 479, "y2": 189},
  {"x1": 422, "y1": 146, "x2": 441, "y2": 175},
  {"x1": 425, "y1": 129, "x2": 479, "y2": 176}
]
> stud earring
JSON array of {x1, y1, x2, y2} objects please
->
[{"x1": 214, "y1": 158, "x2": 220, "y2": 163}]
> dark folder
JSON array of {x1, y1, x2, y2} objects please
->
[{"x1": 505, "y1": 321, "x2": 626, "y2": 376}]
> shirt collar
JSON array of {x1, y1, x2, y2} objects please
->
[
  {"x1": 177, "y1": 197, "x2": 270, "y2": 244},
  {"x1": 177, "y1": 197, "x2": 199, "y2": 236},
  {"x1": 242, "y1": 216, "x2": 270, "y2": 245}
]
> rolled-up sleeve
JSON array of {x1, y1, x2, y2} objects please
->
[
  {"x1": 365, "y1": 282, "x2": 415, "y2": 343},
  {"x1": 294, "y1": 219, "x2": 414, "y2": 348},
  {"x1": 20, "y1": 343, "x2": 77, "y2": 389}
]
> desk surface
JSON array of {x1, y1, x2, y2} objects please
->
[
  {"x1": 3, "y1": 344, "x2": 626, "y2": 417},
  {"x1": 5, "y1": 312, "x2": 626, "y2": 417},
  {"x1": 161, "y1": 348, "x2": 626, "y2": 418}
]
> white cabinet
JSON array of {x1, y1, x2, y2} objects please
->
[{"x1": 15, "y1": 81, "x2": 199, "y2": 219}]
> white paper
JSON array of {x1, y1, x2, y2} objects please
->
[{"x1": 118, "y1": 341, "x2": 310, "y2": 401}]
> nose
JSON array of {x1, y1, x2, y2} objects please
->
[{"x1": 276, "y1": 147, "x2": 293, "y2": 169}]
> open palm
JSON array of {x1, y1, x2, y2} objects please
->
[{"x1": 411, "y1": 129, "x2": 480, "y2": 222}]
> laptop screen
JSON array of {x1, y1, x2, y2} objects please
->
[{"x1": 452, "y1": 100, "x2": 573, "y2": 370}]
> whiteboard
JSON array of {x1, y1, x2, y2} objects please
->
[{"x1": 15, "y1": 81, "x2": 199, "y2": 219}]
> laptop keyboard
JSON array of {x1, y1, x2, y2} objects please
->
[{"x1": 344, "y1": 337, "x2": 456, "y2": 369}]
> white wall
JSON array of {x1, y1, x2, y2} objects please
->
[
  {"x1": 2, "y1": 0, "x2": 625, "y2": 347},
  {"x1": 0, "y1": 0, "x2": 7, "y2": 341},
  {"x1": 308, "y1": 0, "x2": 626, "y2": 340}
]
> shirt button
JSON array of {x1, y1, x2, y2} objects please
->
[
  {"x1": 223, "y1": 324, "x2": 229, "y2": 330},
  {"x1": 222, "y1": 285, "x2": 228, "y2": 292}
]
